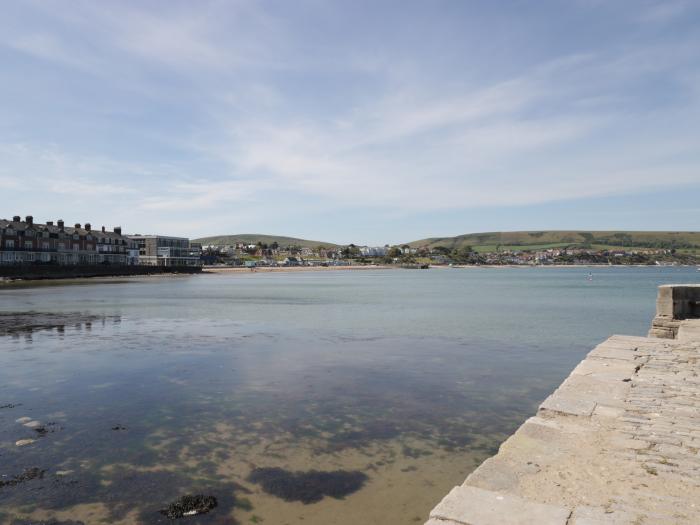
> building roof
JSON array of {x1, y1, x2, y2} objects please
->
[{"x1": 1, "y1": 217, "x2": 126, "y2": 241}]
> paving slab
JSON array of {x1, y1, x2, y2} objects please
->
[
  {"x1": 425, "y1": 330, "x2": 700, "y2": 525},
  {"x1": 429, "y1": 485, "x2": 570, "y2": 525}
]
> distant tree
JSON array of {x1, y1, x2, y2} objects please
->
[
  {"x1": 388, "y1": 246, "x2": 402, "y2": 258},
  {"x1": 451, "y1": 246, "x2": 473, "y2": 262},
  {"x1": 431, "y1": 246, "x2": 451, "y2": 255}
]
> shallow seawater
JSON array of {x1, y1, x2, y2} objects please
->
[{"x1": 0, "y1": 267, "x2": 697, "y2": 524}]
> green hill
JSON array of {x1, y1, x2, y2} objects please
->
[
  {"x1": 407, "y1": 231, "x2": 700, "y2": 254},
  {"x1": 194, "y1": 234, "x2": 338, "y2": 249}
]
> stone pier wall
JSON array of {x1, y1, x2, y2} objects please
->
[
  {"x1": 648, "y1": 284, "x2": 700, "y2": 338},
  {"x1": 426, "y1": 285, "x2": 700, "y2": 525}
]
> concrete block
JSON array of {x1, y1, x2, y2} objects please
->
[
  {"x1": 593, "y1": 404, "x2": 625, "y2": 419},
  {"x1": 517, "y1": 416, "x2": 566, "y2": 441},
  {"x1": 569, "y1": 505, "x2": 638, "y2": 524},
  {"x1": 572, "y1": 358, "x2": 637, "y2": 380},
  {"x1": 464, "y1": 456, "x2": 520, "y2": 492},
  {"x1": 539, "y1": 391, "x2": 596, "y2": 417},
  {"x1": 650, "y1": 285, "x2": 700, "y2": 338},
  {"x1": 677, "y1": 320, "x2": 700, "y2": 342},
  {"x1": 656, "y1": 286, "x2": 675, "y2": 318},
  {"x1": 429, "y1": 485, "x2": 570, "y2": 525}
]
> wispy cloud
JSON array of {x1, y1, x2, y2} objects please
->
[{"x1": 0, "y1": 1, "x2": 698, "y2": 241}]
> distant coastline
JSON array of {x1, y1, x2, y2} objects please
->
[
  {"x1": 203, "y1": 263, "x2": 698, "y2": 275},
  {"x1": 203, "y1": 265, "x2": 392, "y2": 273}
]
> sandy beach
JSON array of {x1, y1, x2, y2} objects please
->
[{"x1": 203, "y1": 264, "x2": 392, "y2": 273}]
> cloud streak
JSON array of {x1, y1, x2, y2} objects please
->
[{"x1": 0, "y1": 1, "x2": 698, "y2": 242}]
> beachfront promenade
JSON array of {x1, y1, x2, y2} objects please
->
[{"x1": 426, "y1": 284, "x2": 700, "y2": 525}]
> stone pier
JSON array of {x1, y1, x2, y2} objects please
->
[{"x1": 426, "y1": 285, "x2": 700, "y2": 525}]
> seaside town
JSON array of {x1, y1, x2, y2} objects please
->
[
  {"x1": 0, "y1": 215, "x2": 201, "y2": 268},
  {"x1": 1, "y1": 214, "x2": 697, "y2": 273}
]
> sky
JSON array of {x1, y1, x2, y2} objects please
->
[{"x1": 1, "y1": 0, "x2": 699, "y2": 245}]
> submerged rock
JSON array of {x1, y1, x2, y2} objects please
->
[
  {"x1": 34, "y1": 422, "x2": 62, "y2": 436},
  {"x1": 15, "y1": 417, "x2": 32, "y2": 424},
  {"x1": 159, "y1": 494, "x2": 218, "y2": 519},
  {"x1": 0, "y1": 467, "x2": 45, "y2": 488},
  {"x1": 11, "y1": 519, "x2": 85, "y2": 525},
  {"x1": 15, "y1": 439, "x2": 36, "y2": 447},
  {"x1": 0, "y1": 311, "x2": 114, "y2": 337},
  {"x1": 247, "y1": 467, "x2": 368, "y2": 504}
]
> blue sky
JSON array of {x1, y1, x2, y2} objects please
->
[{"x1": 1, "y1": 0, "x2": 699, "y2": 244}]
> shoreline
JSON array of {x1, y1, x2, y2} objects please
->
[
  {"x1": 445, "y1": 263, "x2": 698, "y2": 269},
  {"x1": 1, "y1": 263, "x2": 694, "y2": 285},
  {"x1": 205, "y1": 263, "x2": 697, "y2": 274},
  {"x1": 203, "y1": 265, "x2": 392, "y2": 273},
  {"x1": 0, "y1": 273, "x2": 194, "y2": 289}
]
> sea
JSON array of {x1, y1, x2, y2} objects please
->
[{"x1": 0, "y1": 266, "x2": 698, "y2": 524}]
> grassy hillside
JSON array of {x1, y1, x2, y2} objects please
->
[
  {"x1": 194, "y1": 234, "x2": 338, "y2": 249},
  {"x1": 407, "y1": 231, "x2": 700, "y2": 254}
]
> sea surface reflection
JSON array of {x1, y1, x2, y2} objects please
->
[{"x1": 0, "y1": 267, "x2": 696, "y2": 524}]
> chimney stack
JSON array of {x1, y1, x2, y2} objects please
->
[
  {"x1": 102, "y1": 226, "x2": 106, "y2": 233},
  {"x1": 57, "y1": 220, "x2": 64, "y2": 230},
  {"x1": 46, "y1": 221, "x2": 54, "y2": 226},
  {"x1": 74, "y1": 223, "x2": 81, "y2": 229},
  {"x1": 85, "y1": 223, "x2": 91, "y2": 231},
  {"x1": 25, "y1": 215, "x2": 33, "y2": 225},
  {"x1": 12, "y1": 215, "x2": 20, "y2": 222},
  {"x1": 114, "y1": 227, "x2": 122, "y2": 236}
]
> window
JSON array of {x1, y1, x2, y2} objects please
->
[
  {"x1": 24, "y1": 241, "x2": 33, "y2": 250},
  {"x1": 42, "y1": 242, "x2": 50, "y2": 250},
  {"x1": 73, "y1": 244, "x2": 79, "y2": 252},
  {"x1": 5, "y1": 239, "x2": 14, "y2": 249},
  {"x1": 58, "y1": 242, "x2": 65, "y2": 251}
]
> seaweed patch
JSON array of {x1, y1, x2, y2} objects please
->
[
  {"x1": 0, "y1": 467, "x2": 45, "y2": 488},
  {"x1": 247, "y1": 467, "x2": 368, "y2": 504},
  {"x1": 159, "y1": 494, "x2": 218, "y2": 519},
  {"x1": 0, "y1": 312, "x2": 117, "y2": 337}
]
